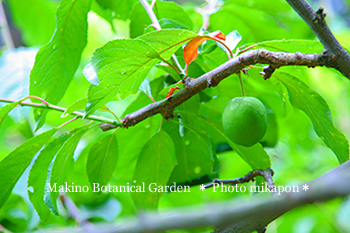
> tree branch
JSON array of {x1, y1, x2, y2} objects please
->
[
  {"x1": 99, "y1": 49, "x2": 336, "y2": 131},
  {"x1": 48, "y1": 160, "x2": 350, "y2": 233},
  {"x1": 285, "y1": 0, "x2": 350, "y2": 79},
  {"x1": 204, "y1": 168, "x2": 276, "y2": 192}
]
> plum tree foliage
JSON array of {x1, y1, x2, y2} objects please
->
[{"x1": 0, "y1": 0, "x2": 350, "y2": 232}]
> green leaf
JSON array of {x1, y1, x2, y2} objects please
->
[
  {"x1": 50, "y1": 125, "x2": 91, "y2": 211},
  {"x1": 0, "y1": 128, "x2": 57, "y2": 209},
  {"x1": 144, "y1": 18, "x2": 189, "y2": 34},
  {"x1": 85, "y1": 39, "x2": 160, "y2": 116},
  {"x1": 28, "y1": 133, "x2": 71, "y2": 222},
  {"x1": 0, "y1": 102, "x2": 20, "y2": 127},
  {"x1": 62, "y1": 97, "x2": 88, "y2": 118},
  {"x1": 86, "y1": 29, "x2": 196, "y2": 116},
  {"x1": 210, "y1": 4, "x2": 289, "y2": 43},
  {"x1": 164, "y1": 120, "x2": 219, "y2": 184},
  {"x1": 138, "y1": 29, "x2": 196, "y2": 59},
  {"x1": 7, "y1": 0, "x2": 57, "y2": 46},
  {"x1": 132, "y1": 130, "x2": 177, "y2": 210},
  {"x1": 245, "y1": 39, "x2": 324, "y2": 53},
  {"x1": 87, "y1": 132, "x2": 118, "y2": 188},
  {"x1": 130, "y1": 1, "x2": 193, "y2": 38},
  {"x1": 30, "y1": 0, "x2": 92, "y2": 129},
  {"x1": 275, "y1": 72, "x2": 349, "y2": 164},
  {"x1": 114, "y1": 93, "x2": 160, "y2": 182},
  {"x1": 178, "y1": 94, "x2": 200, "y2": 126},
  {"x1": 95, "y1": 0, "x2": 138, "y2": 20}
]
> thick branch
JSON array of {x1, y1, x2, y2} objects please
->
[
  {"x1": 285, "y1": 0, "x2": 350, "y2": 78},
  {"x1": 100, "y1": 49, "x2": 335, "y2": 131},
  {"x1": 49, "y1": 160, "x2": 350, "y2": 233}
]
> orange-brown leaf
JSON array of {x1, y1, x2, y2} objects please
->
[
  {"x1": 165, "y1": 86, "x2": 180, "y2": 98},
  {"x1": 183, "y1": 31, "x2": 227, "y2": 66},
  {"x1": 183, "y1": 36, "x2": 210, "y2": 66}
]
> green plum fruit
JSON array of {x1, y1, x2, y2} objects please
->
[{"x1": 222, "y1": 97, "x2": 267, "y2": 147}]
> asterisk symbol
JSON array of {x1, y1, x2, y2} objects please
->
[
  {"x1": 200, "y1": 184, "x2": 205, "y2": 191},
  {"x1": 303, "y1": 184, "x2": 309, "y2": 191}
]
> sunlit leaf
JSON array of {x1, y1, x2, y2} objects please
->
[
  {"x1": 85, "y1": 40, "x2": 160, "y2": 116},
  {"x1": 0, "y1": 128, "x2": 57, "y2": 209},
  {"x1": 30, "y1": 0, "x2": 91, "y2": 129},
  {"x1": 28, "y1": 133, "x2": 71, "y2": 221},
  {"x1": 50, "y1": 125, "x2": 91, "y2": 211},
  {"x1": 275, "y1": 72, "x2": 349, "y2": 163},
  {"x1": 86, "y1": 30, "x2": 196, "y2": 116},
  {"x1": 242, "y1": 39, "x2": 324, "y2": 53},
  {"x1": 62, "y1": 97, "x2": 88, "y2": 118},
  {"x1": 137, "y1": 29, "x2": 196, "y2": 59},
  {"x1": 0, "y1": 102, "x2": 20, "y2": 127}
]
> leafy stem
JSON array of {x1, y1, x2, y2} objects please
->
[
  {"x1": 0, "y1": 98, "x2": 122, "y2": 127},
  {"x1": 139, "y1": 0, "x2": 185, "y2": 74}
]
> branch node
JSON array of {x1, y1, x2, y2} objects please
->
[
  {"x1": 122, "y1": 115, "x2": 132, "y2": 128},
  {"x1": 162, "y1": 108, "x2": 175, "y2": 120},
  {"x1": 182, "y1": 77, "x2": 193, "y2": 89},
  {"x1": 317, "y1": 50, "x2": 336, "y2": 67},
  {"x1": 207, "y1": 78, "x2": 212, "y2": 87},
  {"x1": 260, "y1": 65, "x2": 276, "y2": 80},
  {"x1": 242, "y1": 68, "x2": 250, "y2": 76},
  {"x1": 295, "y1": 51, "x2": 303, "y2": 60},
  {"x1": 313, "y1": 7, "x2": 326, "y2": 24}
]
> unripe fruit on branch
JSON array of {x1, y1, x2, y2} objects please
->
[{"x1": 222, "y1": 97, "x2": 267, "y2": 147}]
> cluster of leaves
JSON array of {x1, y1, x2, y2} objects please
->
[{"x1": 0, "y1": 0, "x2": 350, "y2": 231}]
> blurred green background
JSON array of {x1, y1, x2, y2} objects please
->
[{"x1": 0, "y1": 0, "x2": 350, "y2": 232}]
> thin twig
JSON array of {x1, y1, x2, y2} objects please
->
[
  {"x1": 0, "y1": 98, "x2": 122, "y2": 126},
  {"x1": 204, "y1": 168, "x2": 276, "y2": 192}
]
